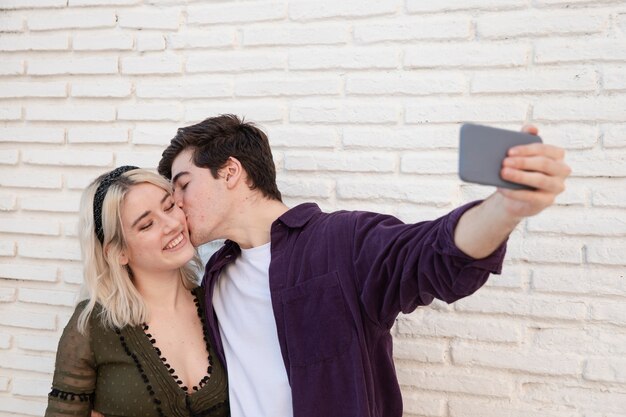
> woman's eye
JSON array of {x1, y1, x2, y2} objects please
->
[{"x1": 139, "y1": 222, "x2": 153, "y2": 231}]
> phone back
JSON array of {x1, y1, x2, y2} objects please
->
[{"x1": 459, "y1": 123, "x2": 543, "y2": 190}]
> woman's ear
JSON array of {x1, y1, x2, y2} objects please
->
[{"x1": 105, "y1": 243, "x2": 129, "y2": 266}]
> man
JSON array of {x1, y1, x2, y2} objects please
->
[{"x1": 157, "y1": 114, "x2": 570, "y2": 417}]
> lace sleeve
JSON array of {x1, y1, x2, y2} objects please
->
[{"x1": 45, "y1": 301, "x2": 96, "y2": 417}]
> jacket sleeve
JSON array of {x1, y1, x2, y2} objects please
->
[
  {"x1": 350, "y1": 200, "x2": 507, "y2": 329},
  {"x1": 45, "y1": 302, "x2": 96, "y2": 417}
]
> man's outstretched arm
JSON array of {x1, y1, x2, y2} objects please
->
[{"x1": 454, "y1": 125, "x2": 572, "y2": 259}]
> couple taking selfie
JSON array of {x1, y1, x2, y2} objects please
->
[{"x1": 45, "y1": 115, "x2": 571, "y2": 417}]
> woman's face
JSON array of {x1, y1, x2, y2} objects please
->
[{"x1": 118, "y1": 182, "x2": 195, "y2": 277}]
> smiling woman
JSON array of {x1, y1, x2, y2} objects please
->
[{"x1": 44, "y1": 167, "x2": 229, "y2": 417}]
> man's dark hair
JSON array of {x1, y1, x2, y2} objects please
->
[{"x1": 158, "y1": 114, "x2": 281, "y2": 201}]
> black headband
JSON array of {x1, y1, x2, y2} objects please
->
[{"x1": 93, "y1": 165, "x2": 139, "y2": 244}]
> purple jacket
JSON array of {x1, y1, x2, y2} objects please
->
[{"x1": 202, "y1": 202, "x2": 506, "y2": 417}]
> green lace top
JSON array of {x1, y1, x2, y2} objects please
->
[{"x1": 45, "y1": 287, "x2": 229, "y2": 417}]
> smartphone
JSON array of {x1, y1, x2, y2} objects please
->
[{"x1": 459, "y1": 123, "x2": 542, "y2": 190}]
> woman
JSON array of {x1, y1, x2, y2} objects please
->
[{"x1": 45, "y1": 166, "x2": 229, "y2": 417}]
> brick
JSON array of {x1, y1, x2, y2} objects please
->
[
  {"x1": 0, "y1": 81, "x2": 66, "y2": 98},
  {"x1": 118, "y1": 9, "x2": 181, "y2": 30},
  {"x1": 0, "y1": 106, "x2": 21, "y2": 120},
  {"x1": 397, "y1": 367, "x2": 513, "y2": 397},
  {"x1": 401, "y1": 151, "x2": 457, "y2": 175},
  {"x1": 532, "y1": 265, "x2": 626, "y2": 296},
  {"x1": 118, "y1": 104, "x2": 182, "y2": 121},
  {"x1": 0, "y1": 287, "x2": 16, "y2": 302},
  {"x1": 137, "y1": 79, "x2": 232, "y2": 99},
  {"x1": 21, "y1": 194, "x2": 81, "y2": 212},
  {"x1": 72, "y1": 80, "x2": 132, "y2": 99},
  {"x1": 486, "y1": 263, "x2": 525, "y2": 289},
  {"x1": 167, "y1": 29, "x2": 234, "y2": 49},
  {"x1": 19, "y1": 288, "x2": 76, "y2": 307},
  {"x1": 0, "y1": 150, "x2": 18, "y2": 165},
  {"x1": 137, "y1": 33, "x2": 165, "y2": 51},
  {"x1": 243, "y1": 25, "x2": 346, "y2": 46},
  {"x1": 454, "y1": 289, "x2": 587, "y2": 320},
  {"x1": 392, "y1": 338, "x2": 445, "y2": 363},
  {"x1": 401, "y1": 392, "x2": 444, "y2": 417},
  {"x1": 277, "y1": 178, "x2": 333, "y2": 199},
  {"x1": 524, "y1": 384, "x2": 626, "y2": 414},
  {"x1": 536, "y1": 39, "x2": 626, "y2": 64},
  {"x1": 472, "y1": 68, "x2": 596, "y2": 94},
  {"x1": 0, "y1": 59, "x2": 23, "y2": 75},
  {"x1": 267, "y1": 126, "x2": 337, "y2": 148},
  {"x1": 538, "y1": 124, "x2": 598, "y2": 150},
  {"x1": 23, "y1": 149, "x2": 113, "y2": 167},
  {"x1": 551, "y1": 179, "x2": 588, "y2": 206},
  {"x1": 343, "y1": 126, "x2": 459, "y2": 149},
  {"x1": 131, "y1": 124, "x2": 177, "y2": 145},
  {"x1": 584, "y1": 357, "x2": 626, "y2": 383},
  {"x1": 406, "y1": 0, "x2": 525, "y2": 12},
  {"x1": 527, "y1": 207, "x2": 626, "y2": 236},
  {"x1": 121, "y1": 54, "x2": 181, "y2": 75},
  {"x1": 289, "y1": 0, "x2": 396, "y2": 21},
  {"x1": 354, "y1": 17, "x2": 469, "y2": 43},
  {"x1": 290, "y1": 47, "x2": 397, "y2": 70},
  {"x1": 477, "y1": 11, "x2": 606, "y2": 39},
  {"x1": 347, "y1": 73, "x2": 465, "y2": 96},
  {"x1": 565, "y1": 150, "x2": 626, "y2": 177},
  {"x1": 405, "y1": 43, "x2": 527, "y2": 69},
  {"x1": 592, "y1": 180, "x2": 626, "y2": 207},
  {"x1": 185, "y1": 103, "x2": 284, "y2": 123},
  {"x1": 69, "y1": 0, "x2": 140, "y2": 5},
  {"x1": 0, "y1": 33, "x2": 68, "y2": 51},
  {"x1": 535, "y1": 97, "x2": 626, "y2": 122},
  {"x1": 337, "y1": 179, "x2": 456, "y2": 205},
  {"x1": 290, "y1": 102, "x2": 397, "y2": 124},
  {"x1": 63, "y1": 219, "x2": 79, "y2": 237},
  {"x1": 398, "y1": 311, "x2": 521, "y2": 343},
  {"x1": 0, "y1": 194, "x2": 17, "y2": 211},
  {"x1": 0, "y1": 397, "x2": 46, "y2": 417},
  {"x1": 406, "y1": 100, "x2": 527, "y2": 124},
  {"x1": 0, "y1": 308, "x2": 56, "y2": 330},
  {"x1": 285, "y1": 152, "x2": 394, "y2": 173},
  {"x1": 65, "y1": 174, "x2": 97, "y2": 190},
  {"x1": 0, "y1": 14, "x2": 24, "y2": 32},
  {"x1": 60, "y1": 265, "x2": 84, "y2": 285},
  {"x1": 236, "y1": 77, "x2": 339, "y2": 97},
  {"x1": 0, "y1": 334, "x2": 10, "y2": 349},
  {"x1": 1, "y1": 0, "x2": 65, "y2": 9},
  {"x1": 591, "y1": 300, "x2": 626, "y2": 325},
  {"x1": 0, "y1": 240, "x2": 16, "y2": 256},
  {"x1": 28, "y1": 57, "x2": 117, "y2": 75},
  {"x1": 535, "y1": 0, "x2": 614, "y2": 5},
  {"x1": 449, "y1": 399, "x2": 574, "y2": 417},
  {"x1": 187, "y1": 51, "x2": 286, "y2": 73},
  {"x1": 68, "y1": 126, "x2": 128, "y2": 143},
  {"x1": 28, "y1": 10, "x2": 116, "y2": 31},
  {"x1": 0, "y1": 169, "x2": 62, "y2": 189},
  {"x1": 115, "y1": 151, "x2": 163, "y2": 169},
  {"x1": 73, "y1": 32, "x2": 134, "y2": 51},
  {"x1": 188, "y1": 1, "x2": 285, "y2": 25},
  {"x1": 11, "y1": 378, "x2": 51, "y2": 397},
  {"x1": 27, "y1": 105, "x2": 115, "y2": 122},
  {"x1": 603, "y1": 124, "x2": 626, "y2": 148},
  {"x1": 0, "y1": 217, "x2": 59, "y2": 236},
  {"x1": 0, "y1": 127, "x2": 64, "y2": 144},
  {"x1": 18, "y1": 238, "x2": 81, "y2": 261},
  {"x1": 452, "y1": 342, "x2": 582, "y2": 375},
  {"x1": 0, "y1": 263, "x2": 57, "y2": 282}
]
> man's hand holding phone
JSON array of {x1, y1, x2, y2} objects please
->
[{"x1": 498, "y1": 125, "x2": 571, "y2": 218}]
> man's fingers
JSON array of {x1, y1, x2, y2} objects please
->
[
  {"x1": 501, "y1": 167, "x2": 566, "y2": 194},
  {"x1": 521, "y1": 124, "x2": 539, "y2": 135},
  {"x1": 508, "y1": 143, "x2": 565, "y2": 160},
  {"x1": 502, "y1": 156, "x2": 571, "y2": 178}
]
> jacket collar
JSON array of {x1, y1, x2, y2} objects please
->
[{"x1": 276, "y1": 202, "x2": 321, "y2": 229}]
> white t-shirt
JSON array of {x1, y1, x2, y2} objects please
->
[{"x1": 212, "y1": 242, "x2": 293, "y2": 417}]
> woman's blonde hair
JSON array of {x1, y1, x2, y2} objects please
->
[{"x1": 77, "y1": 168, "x2": 201, "y2": 333}]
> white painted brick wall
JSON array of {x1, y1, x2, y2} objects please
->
[{"x1": 1, "y1": 2, "x2": 624, "y2": 416}]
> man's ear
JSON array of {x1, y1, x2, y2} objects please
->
[{"x1": 222, "y1": 157, "x2": 243, "y2": 188}]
